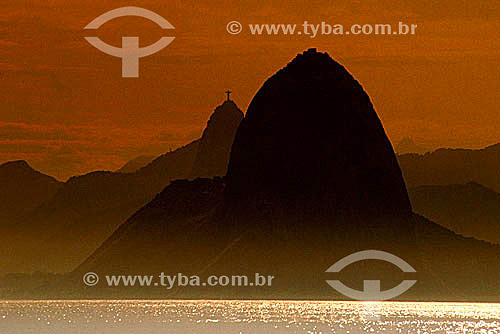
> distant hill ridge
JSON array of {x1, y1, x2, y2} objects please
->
[
  {"x1": 409, "y1": 182, "x2": 500, "y2": 244},
  {"x1": 1, "y1": 98, "x2": 243, "y2": 274},
  {"x1": 0, "y1": 160, "x2": 61, "y2": 218},
  {"x1": 398, "y1": 142, "x2": 500, "y2": 191},
  {"x1": 116, "y1": 155, "x2": 156, "y2": 173}
]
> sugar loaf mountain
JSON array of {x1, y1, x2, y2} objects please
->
[{"x1": 49, "y1": 49, "x2": 500, "y2": 300}]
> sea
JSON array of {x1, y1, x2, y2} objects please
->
[{"x1": 0, "y1": 300, "x2": 498, "y2": 333}]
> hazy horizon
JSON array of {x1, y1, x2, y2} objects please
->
[{"x1": 2, "y1": 1, "x2": 500, "y2": 178}]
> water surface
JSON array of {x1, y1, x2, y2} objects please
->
[{"x1": 1, "y1": 300, "x2": 499, "y2": 333}]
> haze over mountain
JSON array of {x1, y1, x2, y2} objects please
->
[
  {"x1": 398, "y1": 144, "x2": 500, "y2": 192},
  {"x1": 3, "y1": 0, "x2": 499, "y2": 180},
  {"x1": 2, "y1": 99, "x2": 243, "y2": 274},
  {"x1": 66, "y1": 49, "x2": 500, "y2": 301},
  {"x1": 0, "y1": 160, "x2": 61, "y2": 220},
  {"x1": 409, "y1": 182, "x2": 500, "y2": 244},
  {"x1": 395, "y1": 138, "x2": 430, "y2": 155},
  {"x1": 116, "y1": 155, "x2": 157, "y2": 174},
  {"x1": 398, "y1": 143, "x2": 500, "y2": 245},
  {"x1": 0, "y1": 161, "x2": 62, "y2": 273}
]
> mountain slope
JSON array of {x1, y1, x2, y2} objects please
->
[
  {"x1": 409, "y1": 182, "x2": 500, "y2": 244},
  {"x1": 3, "y1": 99, "x2": 242, "y2": 274},
  {"x1": 0, "y1": 160, "x2": 61, "y2": 219},
  {"x1": 116, "y1": 155, "x2": 156, "y2": 173},
  {"x1": 4, "y1": 141, "x2": 199, "y2": 274},
  {"x1": 398, "y1": 144, "x2": 500, "y2": 191},
  {"x1": 0, "y1": 161, "x2": 62, "y2": 270}
]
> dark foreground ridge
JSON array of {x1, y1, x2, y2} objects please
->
[{"x1": 34, "y1": 49, "x2": 500, "y2": 301}]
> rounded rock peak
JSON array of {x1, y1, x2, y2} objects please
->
[{"x1": 226, "y1": 49, "x2": 412, "y2": 219}]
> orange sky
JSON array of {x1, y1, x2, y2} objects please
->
[{"x1": 1, "y1": 0, "x2": 500, "y2": 179}]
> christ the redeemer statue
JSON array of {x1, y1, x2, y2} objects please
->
[{"x1": 225, "y1": 90, "x2": 232, "y2": 101}]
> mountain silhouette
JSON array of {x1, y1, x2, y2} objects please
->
[
  {"x1": 226, "y1": 48, "x2": 411, "y2": 220},
  {"x1": 3, "y1": 99, "x2": 243, "y2": 274},
  {"x1": 0, "y1": 160, "x2": 61, "y2": 220},
  {"x1": 61, "y1": 49, "x2": 500, "y2": 301},
  {"x1": 3, "y1": 141, "x2": 198, "y2": 274},
  {"x1": 398, "y1": 143, "x2": 500, "y2": 191},
  {"x1": 0, "y1": 161, "x2": 62, "y2": 273},
  {"x1": 190, "y1": 100, "x2": 244, "y2": 178},
  {"x1": 116, "y1": 155, "x2": 157, "y2": 173},
  {"x1": 409, "y1": 182, "x2": 500, "y2": 244}
]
